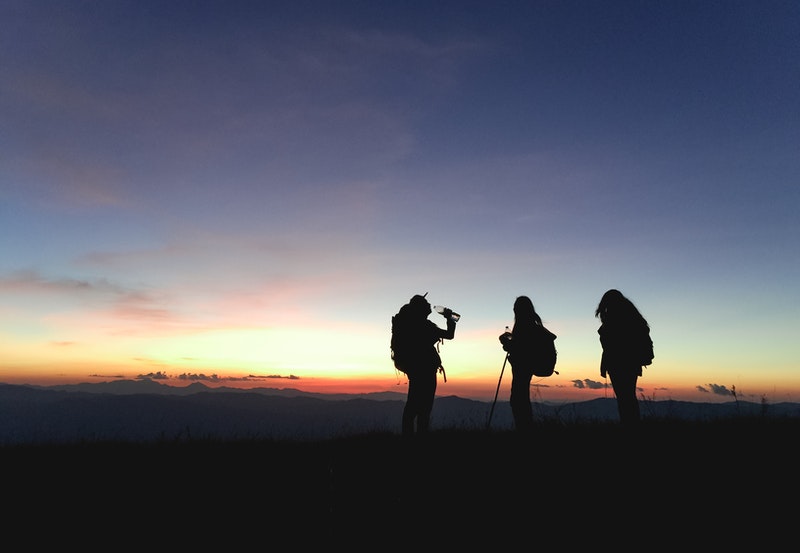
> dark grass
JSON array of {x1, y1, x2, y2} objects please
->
[{"x1": 4, "y1": 418, "x2": 797, "y2": 545}]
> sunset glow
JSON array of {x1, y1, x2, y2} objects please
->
[{"x1": 1, "y1": 1, "x2": 798, "y2": 405}]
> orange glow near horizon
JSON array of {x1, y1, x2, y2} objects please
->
[{"x1": 2, "y1": 363, "x2": 793, "y2": 405}]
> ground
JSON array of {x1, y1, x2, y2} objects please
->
[{"x1": 3, "y1": 419, "x2": 795, "y2": 546}]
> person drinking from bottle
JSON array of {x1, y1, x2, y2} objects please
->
[{"x1": 391, "y1": 293, "x2": 457, "y2": 437}]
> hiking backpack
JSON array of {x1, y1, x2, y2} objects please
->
[
  {"x1": 390, "y1": 313, "x2": 406, "y2": 373},
  {"x1": 640, "y1": 332, "x2": 654, "y2": 366},
  {"x1": 532, "y1": 325, "x2": 558, "y2": 377},
  {"x1": 390, "y1": 305, "x2": 415, "y2": 373}
]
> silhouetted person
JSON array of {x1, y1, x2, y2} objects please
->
[
  {"x1": 595, "y1": 289, "x2": 653, "y2": 426},
  {"x1": 499, "y1": 296, "x2": 556, "y2": 434},
  {"x1": 393, "y1": 293, "x2": 456, "y2": 437}
]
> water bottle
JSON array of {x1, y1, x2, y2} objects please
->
[{"x1": 433, "y1": 305, "x2": 461, "y2": 322}]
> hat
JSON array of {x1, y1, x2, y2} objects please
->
[{"x1": 409, "y1": 293, "x2": 429, "y2": 309}]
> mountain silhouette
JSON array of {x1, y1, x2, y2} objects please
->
[{"x1": 1, "y1": 381, "x2": 798, "y2": 445}]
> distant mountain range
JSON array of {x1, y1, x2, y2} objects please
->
[{"x1": 1, "y1": 380, "x2": 798, "y2": 445}]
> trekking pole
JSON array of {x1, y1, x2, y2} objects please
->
[{"x1": 486, "y1": 352, "x2": 508, "y2": 431}]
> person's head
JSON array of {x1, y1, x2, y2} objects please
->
[
  {"x1": 595, "y1": 289, "x2": 642, "y2": 323},
  {"x1": 513, "y1": 295, "x2": 542, "y2": 325},
  {"x1": 408, "y1": 293, "x2": 431, "y2": 317}
]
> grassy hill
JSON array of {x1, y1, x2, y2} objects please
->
[{"x1": 4, "y1": 418, "x2": 795, "y2": 546}]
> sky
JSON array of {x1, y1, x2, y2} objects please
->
[{"x1": 2, "y1": 0, "x2": 798, "y2": 404}]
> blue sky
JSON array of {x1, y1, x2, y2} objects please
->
[{"x1": 1, "y1": 0, "x2": 798, "y2": 402}]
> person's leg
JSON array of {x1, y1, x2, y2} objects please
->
[
  {"x1": 510, "y1": 370, "x2": 533, "y2": 432},
  {"x1": 628, "y1": 375, "x2": 641, "y2": 422},
  {"x1": 402, "y1": 376, "x2": 420, "y2": 436},
  {"x1": 416, "y1": 370, "x2": 438, "y2": 434},
  {"x1": 610, "y1": 371, "x2": 640, "y2": 425}
]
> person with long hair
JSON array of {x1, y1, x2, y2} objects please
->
[
  {"x1": 595, "y1": 289, "x2": 653, "y2": 425},
  {"x1": 499, "y1": 295, "x2": 556, "y2": 433}
]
